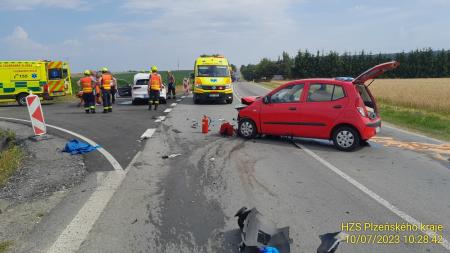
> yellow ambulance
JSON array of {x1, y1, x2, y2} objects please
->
[
  {"x1": 0, "y1": 60, "x2": 72, "y2": 105},
  {"x1": 192, "y1": 55, "x2": 233, "y2": 104}
]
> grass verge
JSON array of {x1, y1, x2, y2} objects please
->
[
  {"x1": 378, "y1": 103, "x2": 450, "y2": 141},
  {"x1": 0, "y1": 241, "x2": 13, "y2": 253},
  {"x1": 0, "y1": 129, "x2": 23, "y2": 187}
]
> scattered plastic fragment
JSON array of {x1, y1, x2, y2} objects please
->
[{"x1": 162, "y1": 153, "x2": 182, "y2": 159}]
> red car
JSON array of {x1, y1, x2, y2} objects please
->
[{"x1": 237, "y1": 61, "x2": 399, "y2": 151}]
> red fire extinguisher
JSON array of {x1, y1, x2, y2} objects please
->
[{"x1": 202, "y1": 115, "x2": 210, "y2": 134}]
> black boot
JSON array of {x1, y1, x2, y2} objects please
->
[
  {"x1": 91, "y1": 109, "x2": 96, "y2": 114},
  {"x1": 103, "y1": 110, "x2": 108, "y2": 113},
  {"x1": 85, "y1": 110, "x2": 90, "y2": 114},
  {"x1": 154, "y1": 104, "x2": 158, "y2": 110},
  {"x1": 108, "y1": 108, "x2": 112, "y2": 112}
]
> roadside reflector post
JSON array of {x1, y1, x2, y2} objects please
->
[{"x1": 26, "y1": 92, "x2": 47, "y2": 138}]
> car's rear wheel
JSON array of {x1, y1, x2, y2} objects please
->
[
  {"x1": 238, "y1": 118, "x2": 257, "y2": 139},
  {"x1": 17, "y1": 93, "x2": 28, "y2": 106},
  {"x1": 332, "y1": 126, "x2": 360, "y2": 151}
]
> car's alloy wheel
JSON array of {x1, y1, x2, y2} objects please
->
[
  {"x1": 238, "y1": 119, "x2": 256, "y2": 139},
  {"x1": 332, "y1": 126, "x2": 360, "y2": 151}
]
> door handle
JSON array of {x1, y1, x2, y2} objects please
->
[
  {"x1": 333, "y1": 105, "x2": 343, "y2": 109},
  {"x1": 288, "y1": 107, "x2": 297, "y2": 111}
]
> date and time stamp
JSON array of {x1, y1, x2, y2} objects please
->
[{"x1": 341, "y1": 222, "x2": 445, "y2": 245}]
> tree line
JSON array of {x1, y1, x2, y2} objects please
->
[{"x1": 240, "y1": 48, "x2": 450, "y2": 81}]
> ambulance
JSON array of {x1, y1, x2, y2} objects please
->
[
  {"x1": 192, "y1": 55, "x2": 233, "y2": 104},
  {"x1": 0, "y1": 60, "x2": 72, "y2": 105}
]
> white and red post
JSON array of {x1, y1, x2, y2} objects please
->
[{"x1": 26, "y1": 93, "x2": 46, "y2": 136}]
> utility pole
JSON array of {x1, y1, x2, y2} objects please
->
[{"x1": 177, "y1": 57, "x2": 180, "y2": 71}]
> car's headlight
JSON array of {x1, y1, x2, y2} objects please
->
[{"x1": 225, "y1": 85, "x2": 231, "y2": 89}]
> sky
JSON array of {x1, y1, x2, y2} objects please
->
[{"x1": 1, "y1": 0, "x2": 449, "y2": 72}]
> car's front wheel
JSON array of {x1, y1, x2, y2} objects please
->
[
  {"x1": 332, "y1": 126, "x2": 360, "y2": 151},
  {"x1": 238, "y1": 118, "x2": 257, "y2": 139}
]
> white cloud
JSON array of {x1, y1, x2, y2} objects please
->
[
  {"x1": 2, "y1": 26, "x2": 50, "y2": 59},
  {"x1": 0, "y1": 0, "x2": 88, "y2": 10}
]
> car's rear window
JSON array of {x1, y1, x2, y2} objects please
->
[
  {"x1": 135, "y1": 79, "x2": 148, "y2": 86},
  {"x1": 307, "y1": 84, "x2": 345, "y2": 102}
]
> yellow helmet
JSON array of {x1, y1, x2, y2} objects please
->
[
  {"x1": 101, "y1": 67, "x2": 108, "y2": 72},
  {"x1": 151, "y1": 66, "x2": 158, "y2": 72},
  {"x1": 84, "y1": 70, "x2": 91, "y2": 75}
]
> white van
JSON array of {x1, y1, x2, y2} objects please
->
[{"x1": 132, "y1": 73, "x2": 167, "y2": 105}]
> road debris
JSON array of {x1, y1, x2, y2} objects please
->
[
  {"x1": 161, "y1": 153, "x2": 182, "y2": 159},
  {"x1": 62, "y1": 139, "x2": 99, "y2": 155},
  {"x1": 235, "y1": 207, "x2": 292, "y2": 253},
  {"x1": 131, "y1": 218, "x2": 138, "y2": 224}
]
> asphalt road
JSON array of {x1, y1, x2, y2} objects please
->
[{"x1": 1, "y1": 83, "x2": 449, "y2": 253}]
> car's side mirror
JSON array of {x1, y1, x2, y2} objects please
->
[{"x1": 263, "y1": 96, "x2": 270, "y2": 104}]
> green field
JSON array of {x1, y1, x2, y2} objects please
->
[{"x1": 71, "y1": 70, "x2": 192, "y2": 94}]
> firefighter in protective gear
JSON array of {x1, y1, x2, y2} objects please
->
[
  {"x1": 77, "y1": 70, "x2": 96, "y2": 113},
  {"x1": 97, "y1": 67, "x2": 117, "y2": 113},
  {"x1": 148, "y1": 66, "x2": 162, "y2": 110}
]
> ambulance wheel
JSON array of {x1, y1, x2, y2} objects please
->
[
  {"x1": 238, "y1": 118, "x2": 257, "y2": 139},
  {"x1": 193, "y1": 94, "x2": 200, "y2": 104},
  {"x1": 17, "y1": 93, "x2": 28, "y2": 106},
  {"x1": 226, "y1": 98, "x2": 233, "y2": 104}
]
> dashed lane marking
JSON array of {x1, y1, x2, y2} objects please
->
[
  {"x1": 170, "y1": 103, "x2": 177, "y2": 107},
  {"x1": 140, "y1": 128, "x2": 156, "y2": 139},
  {"x1": 176, "y1": 99, "x2": 182, "y2": 102},
  {"x1": 164, "y1": 108, "x2": 172, "y2": 113},
  {"x1": 155, "y1": 116, "x2": 166, "y2": 123}
]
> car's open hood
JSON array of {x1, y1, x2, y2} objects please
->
[
  {"x1": 353, "y1": 61, "x2": 400, "y2": 84},
  {"x1": 241, "y1": 96, "x2": 260, "y2": 105}
]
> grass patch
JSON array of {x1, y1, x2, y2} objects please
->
[
  {"x1": 258, "y1": 81, "x2": 285, "y2": 90},
  {"x1": 0, "y1": 240, "x2": 13, "y2": 253},
  {"x1": 379, "y1": 103, "x2": 450, "y2": 141},
  {"x1": 0, "y1": 129, "x2": 23, "y2": 187}
]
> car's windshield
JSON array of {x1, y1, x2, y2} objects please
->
[
  {"x1": 135, "y1": 79, "x2": 148, "y2": 86},
  {"x1": 197, "y1": 65, "x2": 229, "y2": 77}
]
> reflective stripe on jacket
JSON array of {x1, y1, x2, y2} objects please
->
[
  {"x1": 101, "y1": 74, "x2": 112, "y2": 90},
  {"x1": 80, "y1": 77, "x2": 93, "y2": 93},
  {"x1": 149, "y1": 73, "x2": 162, "y2": 90}
]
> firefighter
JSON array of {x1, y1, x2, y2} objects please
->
[
  {"x1": 148, "y1": 66, "x2": 162, "y2": 110},
  {"x1": 97, "y1": 67, "x2": 117, "y2": 113},
  {"x1": 77, "y1": 70, "x2": 96, "y2": 113}
]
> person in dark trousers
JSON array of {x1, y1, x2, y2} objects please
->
[
  {"x1": 77, "y1": 70, "x2": 96, "y2": 113},
  {"x1": 97, "y1": 67, "x2": 117, "y2": 113},
  {"x1": 111, "y1": 78, "x2": 117, "y2": 104},
  {"x1": 167, "y1": 71, "x2": 176, "y2": 99},
  {"x1": 148, "y1": 66, "x2": 162, "y2": 110}
]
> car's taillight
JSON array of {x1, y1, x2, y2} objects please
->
[{"x1": 357, "y1": 107, "x2": 366, "y2": 117}]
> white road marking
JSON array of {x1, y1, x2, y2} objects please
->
[
  {"x1": 176, "y1": 99, "x2": 182, "y2": 102},
  {"x1": 47, "y1": 151, "x2": 142, "y2": 253},
  {"x1": 294, "y1": 142, "x2": 450, "y2": 251},
  {"x1": 0, "y1": 117, "x2": 122, "y2": 171},
  {"x1": 140, "y1": 128, "x2": 156, "y2": 139},
  {"x1": 234, "y1": 82, "x2": 450, "y2": 250},
  {"x1": 170, "y1": 103, "x2": 177, "y2": 107},
  {"x1": 154, "y1": 116, "x2": 166, "y2": 123},
  {"x1": 181, "y1": 95, "x2": 186, "y2": 99},
  {"x1": 164, "y1": 108, "x2": 172, "y2": 113}
]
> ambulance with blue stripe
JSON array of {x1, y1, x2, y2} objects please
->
[{"x1": 0, "y1": 60, "x2": 72, "y2": 105}]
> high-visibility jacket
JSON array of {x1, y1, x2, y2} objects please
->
[
  {"x1": 149, "y1": 73, "x2": 162, "y2": 91},
  {"x1": 80, "y1": 77, "x2": 93, "y2": 93},
  {"x1": 101, "y1": 74, "x2": 112, "y2": 90}
]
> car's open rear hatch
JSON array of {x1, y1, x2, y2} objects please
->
[{"x1": 353, "y1": 61, "x2": 399, "y2": 84}]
